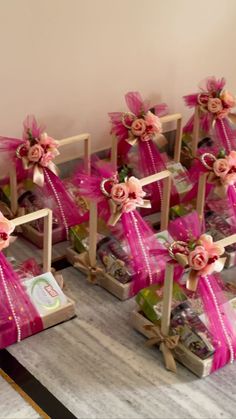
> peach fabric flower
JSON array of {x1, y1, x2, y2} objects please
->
[
  {"x1": 188, "y1": 246, "x2": 209, "y2": 271},
  {"x1": 131, "y1": 118, "x2": 146, "y2": 136},
  {"x1": 199, "y1": 234, "x2": 224, "y2": 257},
  {"x1": 217, "y1": 108, "x2": 229, "y2": 119},
  {"x1": 39, "y1": 133, "x2": 59, "y2": 149},
  {"x1": 223, "y1": 173, "x2": 236, "y2": 186},
  {"x1": 213, "y1": 158, "x2": 229, "y2": 178},
  {"x1": 111, "y1": 183, "x2": 129, "y2": 203},
  {"x1": 126, "y1": 176, "x2": 145, "y2": 203},
  {"x1": 220, "y1": 90, "x2": 236, "y2": 108},
  {"x1": 144, "y1": 111, "x2": 162, "y2": 133},
  {"x1": 122, "y1": 200, "x2": 137, "y2": 213},
  {"x1": 226, "y1": 150, "x2": 236, "y2": 167},
  {"x1": 207, "y1": 98, "x2": 223, "y2": 114},
  {"x1": 195, "y1": 234, "x2": 225, "y2": 276},
  {"x1": 28, "y1": 144, "x2": 44, "y2": 162},
  {"x1": 0, "y1": 212, "x2": 15, "y2": 251},
  {"x1": 40, "y1": 152, "x2": 54, "y2": 167}
]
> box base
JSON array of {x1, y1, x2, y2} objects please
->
[
  {"x1": 130, "y1": 309, "x2": 213, "y2": 378},
  {"x1": 21, "y1": 224, "x2": 66, "y2": 249},
  {"x1": 66, "y1": 247, "x2": 133, "y2": 300}
]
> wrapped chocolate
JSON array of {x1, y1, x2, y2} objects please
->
[
  {"x1": 171, "y1": 302, "x2": 215, "y2": 359},
  {"x1": 97, "y1": 237, "x2": 134, "y2": 284}
]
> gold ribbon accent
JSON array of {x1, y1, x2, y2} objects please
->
[
  {"x1": 73, "y1": 251, "x2": 104, "y2": 283},
  {"x1": 144, "y1": 324, "x2": 179, "y2": 373},
  {"x1": 108, "y1": 199, "x2": 151, "y2": 226}
]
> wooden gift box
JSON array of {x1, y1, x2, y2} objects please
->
[
  {"x1": 8, "y1": 208, "x2": 75, "y2": 338},
  {"x1": 130, "y1": 233, "x2": 236, "y2": 378},
  {"x1": 67, "y1": 170, "x2": 172, "y2": 300},
  {"x1": 9, "y1": 133, "x2": 91, "y2": 248}
]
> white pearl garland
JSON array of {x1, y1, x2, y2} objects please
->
[
  {"x1": 220, "y1": 118, "x2": 231, "y2": 154},
  {"x1": 146, "y1": 140, "x2": 163, "y2": 206},
  {"x1": 205, "y1": 275, "x2": 234, "y2": 364},
  {"x1": 0, "y1": 265, "x2": 21, "y2": 342},
  {"x1": 130, "y1": 211, "x2": 153, "y2": 284},
  {"x1": 44, "y1": 170, "x2": 69, "y2": 239}
]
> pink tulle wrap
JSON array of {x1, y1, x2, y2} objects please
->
[
  {"x1": 109, "y1": 92, "x2": 179, "y2": 211},
  {"x1": 183, "y1": 77, "x2": 236, "y2": 153},
  {"x1": 167, "y1": 212, "x2": 236, "y2": 372},
  {"x1": 74, "y1": 161, "x2": 166, "y2": 294},
  {"x1": 0, "y1": 252, "x2": 43, "y2": 349},
  {"x1": 0, "y1": 116, "x2": 85, "y2": 231}
]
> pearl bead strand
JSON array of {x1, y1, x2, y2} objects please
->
[
  {"x1": 130, "y1": 211, "x2": 153, "y2": 284},
  {"x1": 0, "y1": 265, "x2": 21, "y2": 342},
  {"x1": 146, "y1": 140, "x2": 163, "y2": 206},
  {"x1": 220, "y1": 118, "x2": 231, "y2": 154},
  {"x1": 44, "y1": 170, "x2": 69, "y2": 239}
]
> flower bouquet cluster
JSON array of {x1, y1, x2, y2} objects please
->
[
  {"x1": 0, "y1": 115, "x2": 87, "y2": 241},
  {"x1": 183, "y1": 76, "x2": 236, "y2": 154},
  {"x1": 196, "y1": 77, "x2": 235, "y2": 120},
  {"x1": 16, "y1": 129, "x2": 59, "y2": 187},
  {"x1": 168, "y1": 233, "x2": 224, "y2": 291},
  {"x1": 102, "y1": 175, "x2": 151, "y2": 225},
  {"x1": 109, "y1": 92, "x2": 182, "y2": 212}
]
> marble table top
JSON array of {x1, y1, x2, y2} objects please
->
[{"x1": 0, "y1": 373, "x2": 39, "y2": 418}]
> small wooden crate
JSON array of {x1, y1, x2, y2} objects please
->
[
  {"x1": 9, "y1": 133, "x2": 91, "y2": 248},
  {"x1": 67, "y1": 170, "x2": 172, "y2": 300},
  {"x1": 11, "y1": 209, "x2": 75, "y2": 333},
  {"x1": 130, "y1": 309, "x2": 212, "y2": 378}
]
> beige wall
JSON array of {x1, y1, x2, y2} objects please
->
[{"x1": 0, "y1": 0, "x2": 235, "y2": 152}]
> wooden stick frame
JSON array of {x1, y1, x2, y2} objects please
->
[
  {"x1": 11, "y1": 208, "x2": 53, "y2": 272},
  {"x1": 9, "y1": 132, "x2": 91, "y2": 215},
  {"x1": 111, "y1": 113, "x2": 183, "y2": 168},
  {"x1": 88, "y1": 170, "x2": 172, "y2": 270}
]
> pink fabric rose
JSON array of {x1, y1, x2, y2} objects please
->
[
  {"x1": 224, "y1": 173, "x2": 236, "y2": 186},
  {"x1": 220, "y1": 90, "x2": 235, "y2": 108},
  {"x1": 195, "y1": 234, "x2": 224, "y2": 275},
  {"x1": 40, "y1": 152, "x2": 53, "y2": 167},
  {"x1": 28, "y1": 144, "x2": 44, "y2": 163},
  {"x1": 144, "y1": 111, "x2": 162, "y2": 133},
  {"x1": 207, "y1": 98, "x2": 223, "y2": 114},
  {"x1": 188, "y1": 246, "x2": 209, "y2": 271},
  {"x1": 111, "y1": 183, "x2": 129, "y2": 203},
  {"x1": 0, "y1": 212, "x2": 15, "y2": 251},
  {"x1": 39, "y1": 133, "x2": 58, "y2": 148},
  {"x1": 213, "y1": 158, "x2": 229, "y2": 178},
  {"x1": 226, "y1": 150, "x2": 236, "y2": 167},
  {"x1": 131, "y1": 118, "x2": 146, "y2": 136},
  {"x1": 122, "y1": 200, "x2": 137, "y2": 213},
  {"x1": 199, "y1": 234, "x2": 224, "y2": 258},
  {"x1": 217, "y1": 108, "x2": 229, "y2": 119},
  {"x1": 126, "y1": 176, "x2": 145, "y2": 203}
]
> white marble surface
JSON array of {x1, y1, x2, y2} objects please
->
[
  {"x1": 7, "y1": 258, "x2": 236, "y2": 419},
  {"x1": 0, "y1": 374, "x2": 39, "y2": 418}
]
